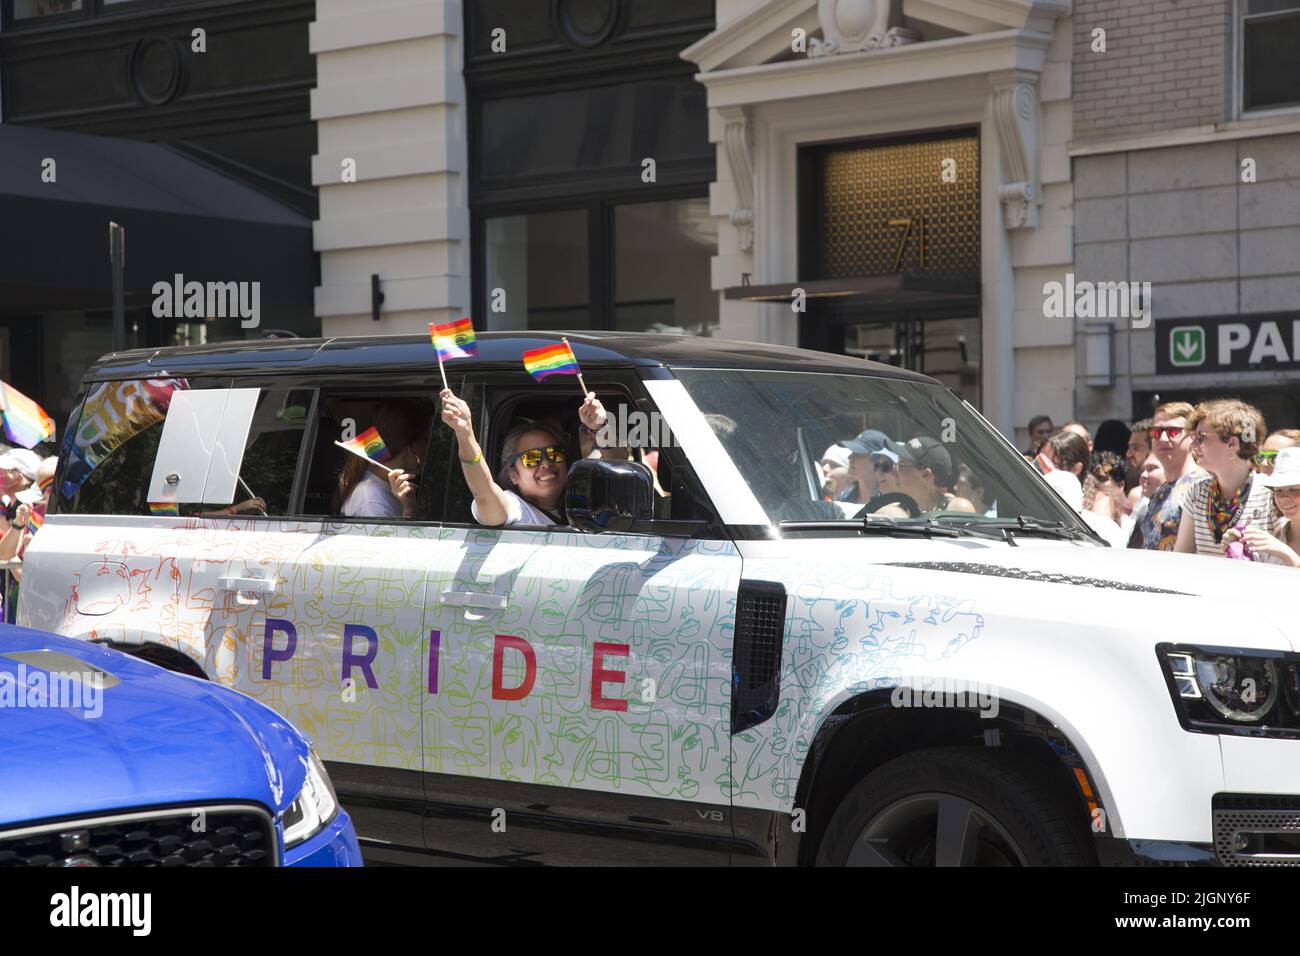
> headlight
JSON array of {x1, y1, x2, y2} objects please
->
[
  {"x1": 1159, "y1": 644, "x2": 1298, "y2": 737},
  {"x1": 281, "y1": 750, "x2": 339, "y2": 849}
]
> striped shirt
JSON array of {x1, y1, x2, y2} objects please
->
[{"x1": 1183, "y1": 474, "x2": 1280, "y2": 559}]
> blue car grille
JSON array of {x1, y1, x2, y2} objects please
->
[{"x1": 0, "y1": 804, "x2": 277, "y2": 867}]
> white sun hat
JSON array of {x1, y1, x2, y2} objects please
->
[{"x1": 1260, "y1": 447, "x2": 1300, "y2": 489}]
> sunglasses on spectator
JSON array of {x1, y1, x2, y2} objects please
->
[
  {"x1": 514, "y1": 446, "x2": 567, "y2": 469},
  {"x1": 872, "y1": 459, "x2": 895, "y2": 473},
  {"x1": 1254, "y1": 450, "x2": 1279, "y2": 466},
  {"x1": 1149, "y1": 426, "x2": 1184, "y2": 440}
]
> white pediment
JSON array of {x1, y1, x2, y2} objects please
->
[{"x1": 682, "y1": 0, "x2": 1069, "y2": 72}]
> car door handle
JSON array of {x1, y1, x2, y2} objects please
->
[
  {"x1": 441, "y1": 590, "x2": 507, "y2": 610},
  {"x1": 218, "y1": 576, "x2": 276, "y2": 594}
]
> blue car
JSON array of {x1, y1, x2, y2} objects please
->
[{"x1": 0, "y1": 625, "x2": 362, "y2": 867}]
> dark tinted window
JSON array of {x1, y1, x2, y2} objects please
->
[
  {"x1": 61, "y1": 380, "x2": 310, "y2": 517},
  {"x1": 300, "y1": 390, "x2": 444, "y2": 521},
  {"x1": 1244, "y1": 1, "x2": 1300, "y2": 111}
]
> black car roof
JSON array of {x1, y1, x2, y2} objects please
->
[{"x1": 85, "y1": 330, "x2": 937, "y2": 384}]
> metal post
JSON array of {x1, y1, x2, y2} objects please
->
[{"x1": 109, "y1": 221, "x2": 126, "y2": 352}]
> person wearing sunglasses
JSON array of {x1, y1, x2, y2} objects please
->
[
  {"x1": 1134, "y1": 401, "x2": 1204, "y2": 551},
  {"x1": 440, "y1": 387, "x2": 608, "y2": 527},
  {"x1": 1223, "y1": 447, "x2": 1300, "y2": 567},
  {"x1": 1174, "y1": 399, "x2": 1279, "y2": 559},
  {"x1": 1256, "y1": 429, "x2": 1300, "y2": 476}
]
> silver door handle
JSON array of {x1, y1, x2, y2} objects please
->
[
  {"x1": 441, "y1": 590, "x2": 507, "y2": 610},
  {"x1": 218, "y1": 576, "x2": 275, "y2": 594}
]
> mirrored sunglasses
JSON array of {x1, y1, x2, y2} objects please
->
[
  {"x1": 1149, "y1": 426, "x2": 1184, "y2": 440},
  {"x1": 514, "y1": 446, "x2": 567, "y2": 469},
  {"x1": 1254, "y1": 450, "x2": 1279, "y2": 466}
]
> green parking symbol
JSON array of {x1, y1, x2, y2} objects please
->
[{"x1": 1170, "y1": 326, "x2": 1205, "y2": 367}]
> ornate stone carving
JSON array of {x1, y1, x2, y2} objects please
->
[
  {"x1": 989, "y1": 72, "x2": 1040, "y2": 230},
  {"x1": 808, "y1": 0, "x2": 918, "y2": 57},
  {"x1": 719, "y1": 106, "x2": 755, "y2": 252}
]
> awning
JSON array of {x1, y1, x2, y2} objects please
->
[
  {"x1": 724, "y1": 273, "x2": 980, "y2": 310},
  {"x1": 0, "y1": 124, "x2": 314, "y2": 315}
]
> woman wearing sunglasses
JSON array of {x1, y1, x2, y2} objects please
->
[
  {"x1": 1224, "y1": 447, "x2": 1300, "y2": 567},
  {"x1": 1256, "y1": 429, "x2": 1300, "y2": 476},
  {"x1": 440, "y1": 387, "x2": 608, "y2": 527}
]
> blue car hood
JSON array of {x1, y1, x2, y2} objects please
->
[{"x1": 0, "y1": 627, "x2": 308, "y2": 828}]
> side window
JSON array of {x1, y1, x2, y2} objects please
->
[
  {"x1": 62, "y1": 378, "x2": 218, "y2": 516},
  {"x1": 235, "y1": 389, "x2": 313, "y2": 516},
  {"x1": 300, "y1": 390, "x2": 444, "y2": 520},
  {"x1": 62, "y1": 380, "x2": 311, "y2": 518},
  {"x1": 446, "y1": 376, "x2": 720, "y2": 534}
]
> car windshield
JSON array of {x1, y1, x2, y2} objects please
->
[{"x1": 671, "y1": 368, "x2": 1093, "y2": 535}]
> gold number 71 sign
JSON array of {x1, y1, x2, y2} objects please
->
[{"x1": 888, "y1": 216, "x2": 925, "y2": 272}]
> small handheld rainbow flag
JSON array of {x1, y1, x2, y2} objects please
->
[
  {"x1": 338, "y1": 426, "x2": 391, "y2": 463},
  {"x1": 27, "y1": 505, "x2": 45, "y2": 532},
  {"x1": 148, "y1": 484, "x2": 179, "y2": 517},
  {"x1": 0, "y1": 381, "x2": 55, "y2": 449},
  {"x1": 430, "y1": 317, "x2": 478, "y2": 362},
  {"x1": 523, "y1": 340, "x2": 582, "y2": 382}
]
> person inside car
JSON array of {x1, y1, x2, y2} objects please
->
[
  {"x1": 334, "y1": 399, "x2": 430, "y2": 519},
  {"x1": 441, "y1": 387, "x2": 609, "y2": 527},
  {"x1": 881, "y1": 436, "x2": 975, "y2": 514}
]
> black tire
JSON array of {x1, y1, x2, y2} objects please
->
[
  {"x1": 112, "y1": 642, "x2": 208, "y2": 680},
  {"x1": 815, "y1": 746, "x2": 1092, "y2": 867}
]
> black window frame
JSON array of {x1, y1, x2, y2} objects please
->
[
  {"x1": 1238, "y1": 0, "x2": 1300, "y2": 115},
  {"x1": 0, "y1": 0, "x2": 208, "y2": 31},
  {"x1": 471, "y1": 184, "x2": 711, "y2": 333}
]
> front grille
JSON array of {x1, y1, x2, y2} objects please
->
[
  {"x1": 1213, "y1": 795, "x2": 1300, "y2": 866},
  {"x1": 889, "y1": 561, "x2": 1185, "y2": 595},
  {"x1": 0, "y1": 804, "x2": 277, "y2": 868}
]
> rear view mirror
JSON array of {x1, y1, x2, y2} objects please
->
[{"x1": 566, "y1": 458, "x2": 654, "y2": 533}]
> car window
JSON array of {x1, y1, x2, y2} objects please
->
[
  {"x1": 444, "y1": 377, "x2": 717, "y2": 533},
  {"x1": 670, "y1": 368, "x2": 1091, "y2": 532},
  {"x1": 299, "y1": 390, "x2": 443, "y2": 521},
  {"x1": 60, "y1": 380, "x2": 311, "y2": 518}
]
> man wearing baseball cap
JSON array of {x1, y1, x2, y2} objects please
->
[
  {"x1": 883, "y1": 435, "x2": 975, "y2": 513},
  {"x1": 833, "y1": 429, "x2": 899, "y2": 512}
]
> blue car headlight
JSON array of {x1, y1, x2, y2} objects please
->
[{"x1": 281, "y1": 750, "x2": 339, "y2": 849}]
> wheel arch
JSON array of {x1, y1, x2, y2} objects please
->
[{"x1": 781, "y1": 689, "x2": 1110, "y2": 866}]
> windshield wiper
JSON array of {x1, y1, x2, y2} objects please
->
[
  {"x1": 779, "y1": 516, "x2": 982, "y2": 539},
  {"x1": 954, "y1": 516, "x2": 1096, "y2": 542}
]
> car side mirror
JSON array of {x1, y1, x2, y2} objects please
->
[{"x1": 566, "y1": 458, "x2": 654, "y2": 533}]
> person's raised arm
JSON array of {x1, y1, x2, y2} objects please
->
[{"x1": 441, "y1": 388, "x2": 513, "y2": 527}]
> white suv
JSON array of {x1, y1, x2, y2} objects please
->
[{"x1": 18, "y1": 332, "x2": 1300, "y2": 866}]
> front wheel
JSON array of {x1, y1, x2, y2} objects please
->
[{"x1": 815, "y1": 747, "x2": 1093, "y2": 867}]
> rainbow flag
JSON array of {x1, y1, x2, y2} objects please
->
[
  {"x1": 522, "y1": 341, "x2": 580, "y2": 381},
  {"x1": 0, "y1": 382, "x2": 55, "y2": 449},
  {"x1": 430, "y1": 317, "x2": 478, "y2": 361},
  {"x1": 148, "y1": 484, "x2": 179, "y2": 517},
  {"x1": 339, "y1": 426, "x2": 391, "y2": 463},
  {"x1": 27, "y1": 505, "x2": 45, "y2": 533}
]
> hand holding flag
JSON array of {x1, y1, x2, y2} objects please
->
[{"x1": 333, "y1": 426, "x2": 397, "y2": 474}]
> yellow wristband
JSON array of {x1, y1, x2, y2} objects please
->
[{"x1": 459, "y1": 450, "x2": 482, "y2": 465}]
